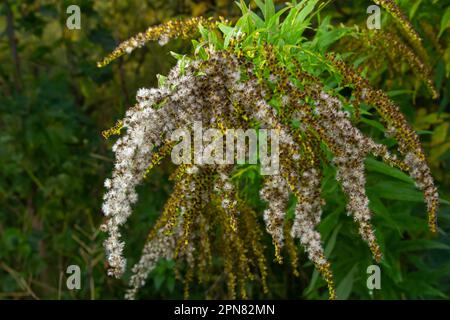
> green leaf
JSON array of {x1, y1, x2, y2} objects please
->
[
  {"x1": 249, "y1": 11, "x2": 265, "y2": 28},
  {"x1": 409, "y1": 0, "x2": 423, "y2": 20},
  {"x1": 312, "y1": 17, "x2": 350, "y2": 51},
  {"x1": 169, "y1": 51, "x2": 184, "y2": 61},
  {"x1": 267, "y1": 6, "x2": 291, "y2": 29},
  {"x1": 167, "y1": 276, "x2": 175, "y2": 293},
  {"x1": 218, "y1": 23, "x2": 234, "y2": 37},
  {"x1": 365, "y1": 157, "x2": 414, "y2": 184},
  {"x1": 280, "y1": 3, "x2": 299, "y2": 38},
  {"x1": 336, "y1": 264, "x2": 357, "y2": 300},
  {"x1": 360, "y1": 117, "x2": 386, "y2": 132},
  {"x1": 438, "y1": 6, "x2": 450, "y2": 38},
  {"x1": 154, "y1": 274, "x2": 165, "y2": 290},
  {"x1": 235, "y1": 0, "x2": 249, "y2": 15},
  {"x1": 417, "y1": 130, "x2": 434, "y2": 135},
  {"x1": 396, "y1": 240, "x2": 450, "y2": 252},
  {"x1": 319, "y1": 207, "x2": 342, "y2": 239},
  {"x1": 281, "y1": 0, "x2": 318, "y2": 43},
  {"x1": 324, "y1": 223, "x2": 342, "y2": 256},
  {"x1": 382, "y1": 251, "x2": 403, "y2": 283},
  {"x1": 294, "y1": 0, "x2": 318, "y2": 28},
  {"x1": 157, "y1": 74, "x2": 167, "y2": 88},
  {"x1": 235, "y1": 12, "x2": 253, "y2": 34},
  {"x1": 304, "y1": 269, "x2": 320, "y2": 296},
  {"x1": 255, "y1": 0, "x2": 275, "y2": 21},
  {"x1": 369, "y1": 195, "x2": 401, "y2": 236},
  {"x1": 219, "y1": 23, "x2": 235, "y2": 48},
  {"x1": 367, "y1": 181, "x2": 424, "y2": 202},
  {"x1": 265, "y1": 0, "x2": 275, "y2": 20},
  {"x1": 386, "y1": 89, "x2": 414, "y2": 97}
]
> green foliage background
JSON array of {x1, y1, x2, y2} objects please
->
[{"x1": 0, "y1": 0, "x2": 449, "y2": 299}]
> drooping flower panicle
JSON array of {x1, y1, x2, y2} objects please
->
[{"x1": 98, "y1": 1, "x2": 439, "y2": 300}]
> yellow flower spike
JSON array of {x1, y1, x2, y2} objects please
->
[
  {"x1": 148, "y1": 175, "x2": 189, "y2": 241},
  {"x1": 184, "y1": 266, "x2": 194, "y2": 300},
  {"x1": 428, "y1": 199, "x2": 439, "y2": 234},
  {"x1": 239, "y1": 202, "x2": 269, "y2": 294},
  {"x1": 101, "y1": 120, "x2": 123, "y2": 139},
  {"x1": 273, "y1": 244, "x2": 284, "y2": 264},
  {"x1": 197, "y1": 212, "x2": 212, "y2": 284},
  {"x1": 373, "y1": 0, "x2": 429, "y2": 63},
  {"x1": 318, "y1": 260, "x2": 336, "y2": 300},
  {"x1": 370, "y1": 31, "x2": 438, "y2": 99},
  {"x1": 97, "y1": 17, "x2": 224, "y2": 68},
  {"x1": 284, "y1": 219, "x2": 300, "y2": 277},
  {"x1": 143, "y1": 140, "x2": 176, "y2": 179}
]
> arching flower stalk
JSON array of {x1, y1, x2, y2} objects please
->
[
  {"x1": 327, "y1": 54, "x2": 439, "y2": 232},
  {"x1": 329, "y1": 0, "x2": 438, "y2": 99},
  {"x1": 373, "y1": 0, "x2": 429, "y2": 63},
  {"x1": 97, "y1": 16, "x2": 227, "y2": 68},
  {"x1": 98, "y1": 1, "x2": 439, "y2": 300},
  {"x1": 337, "y1": 29, "x2": 438, "y2": 99}
]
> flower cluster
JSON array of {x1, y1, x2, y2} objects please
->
[
  {"x1": 98, "y1": 2, "x2": 439, "y2": 300},
  {"x1": 260, "y1": 174, "x2": 289, "y2": 263},
  {"x1": 327, "y1": 54, "x2": 439, "y2": 233}
]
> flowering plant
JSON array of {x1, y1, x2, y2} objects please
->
[{"x1": 98, "y1": 0, "x2": 441, "y2": 299}]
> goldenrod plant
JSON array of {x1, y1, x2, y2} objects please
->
[{"x1": 98, "y1": 0, "x2": 445, "y2": 299}]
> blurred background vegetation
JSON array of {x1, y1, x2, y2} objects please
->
[{"x1": 0, "y1": 0, "x2": 449, "y2": 299}]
